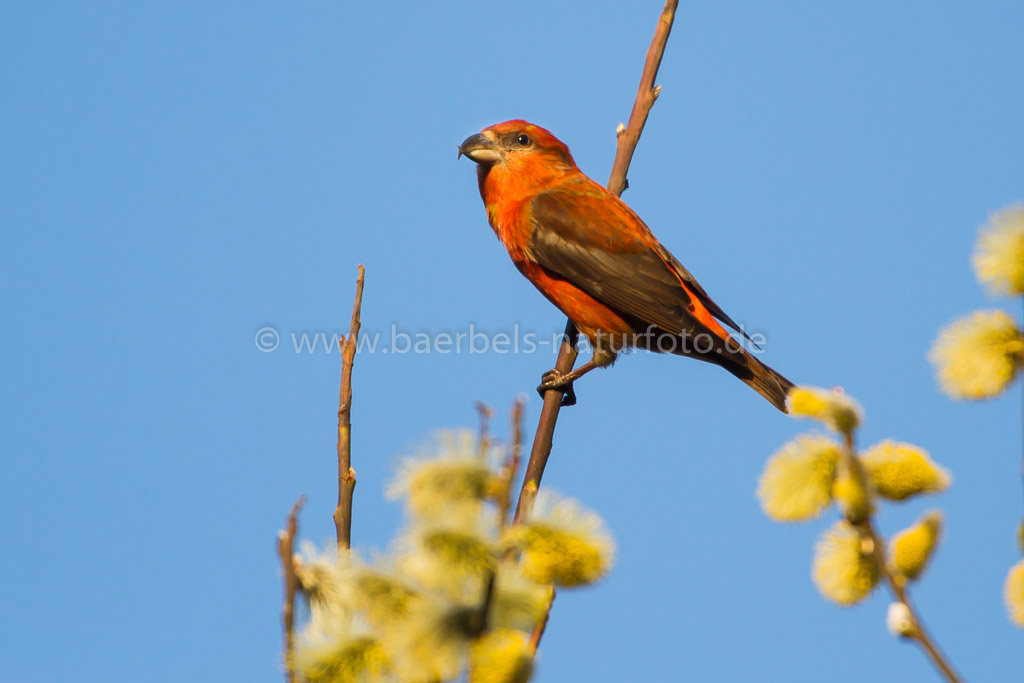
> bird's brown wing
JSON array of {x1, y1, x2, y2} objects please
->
[
  {"x1": 524, "y1": 184, "x2": 748, "y2": 340},
  {"x1": 649, "y1": 241, "x2": 755, "y2": 345},
  {"x1": 524, "y1": 181, "x2": 793, "y2": 412}
]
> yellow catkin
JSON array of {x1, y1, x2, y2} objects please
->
[
  {"x1": 929, "y1": 310, "x2": 1024, "y2": 400},
  {"x1": 504, "y1": 522, "x2": 608, "y2": 587},
  {"x1": 294, "y1": 633, "x2": 390, "y2": 683},
  {"x1": 788, "y1": 386, "x2": 862, "y2": 434},
  {"x1": 489, "y1": 568, "x2": 550, "y2": 632},
  {"x1": 419, "y1": 526, "x2": 495, "y2": 573},
  {"x1": 294, "y1": 541, "x2": 351, "y2": 630},
  {"x1": 889, "y1": 511, "x2": 943, "y2": 581},
  {"x1": 502, "y1": 492, "x2": 614, "y2": 587},
  {"x1": 973, "y1": 204, "x2": 1024, "y2": 296},
  {"x1": 397, "y1": 522, "x2": 497, "y2": 595},
  {"x1": 387, "y1": 599, "x2": 475, "y2": 683},
  {"x1": 831, "y1": 456, "x2": 874, "y2": 524},
  {"x1": 812, "y1": 520, "x2": 879, "y2": 606},
  {"x1": 757, "y1": 435, "x2": 841, "y2": 521},
  {"x1": 861, "y1": 440, "x2": 951, "y2": 501},
  {"x1": 468, "y1": 629, "x2": 533, "y2": 683},
  {"x1": 387, "y1": 430, "x2": 495, "y2": 520},
  {"x1": 1005, "y1": 559, "x2": 1024, "y2": 628},
  {"x1": 347, "y1": 567, "x2": 421, "y2": 629}
]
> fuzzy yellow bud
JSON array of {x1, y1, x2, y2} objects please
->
[
  {"x1": 347, "y1": 566, "x2": 421, "y2": 629},
  {"x1": 503, "y1": 491, "x2": 614, "y2": 587},
  {"x1": 889, "y1": 511, "x2": 943, "y2": 581},
  {"x1": 468, "y1": 629, "x2": 533, "y2": 683},
  {"x1": 973, "y1": 204, "x2": 1024, "y2": 296},
  {"x1": 757, "y1": 435, "x2": 841, "y2": 522},
  {"x1": 788, "y1": 386, "x2": 862, "y2": 434},
  {"x1": 861, "y1": 440, "x2": 952, "y2": 501},
  {"x1": 489, "y1": 568, "x2": 550, "y2": 632},
  {"x1": 388, "y1": 430, "x2": 495, "y2": 520},
  {"x1": 1005, "y1": 559, "x2": 1024, "y2": 629},
  {"x1": 812, "y1": 521, "x2": 879, "y2": 606},
  {"x1": 929, "y1": 310, "x2": 1024, "y2": 400},
  {"x1": 294, "y1": 542, "x2": 350, "y2": 629},
  {"x1": 293, "y1": 629, "x2": 390, "y2": 683},
  {"x1": 419, "y1": 526, "x2": 496, "y2": 573},
  {"x1": 832, "y1": 455, "x2": 874, "y2": 524},
  {"x1": 387, "y1": 598, "x2": 477, "y2": 683},
  {"x1": 397, "y1": 522, "x2": 497, "y2": 596}
]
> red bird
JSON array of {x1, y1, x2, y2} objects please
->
[{"x1": 459, "y1": 120, "x2": 793, "y2": 412}]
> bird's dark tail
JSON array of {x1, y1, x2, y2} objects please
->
[
  {"x1": 738, "y1": 352, "x2": 795, "y2": 413},
  {"x1": 697, "y1": 335, "x2": 794, "y2": 413},
  {"x1": 641, "y1": 325, "x2": 795, "y2": 412}
]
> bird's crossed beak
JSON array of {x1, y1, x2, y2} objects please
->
[{"x1": 458, "y1": 132, "x2": 503, "y2": 164}]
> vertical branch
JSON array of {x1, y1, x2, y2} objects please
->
[
  {"x1": 862, "y1": 519, "x2": 964, "y2": 683},
  {"x1": 514, "y1": 322, "x2": 579, "y2": 522},
  {"x1": 512, "y1": 0, "x2": 680, "y2": 525},
  {"x1": 510, "y1": 0, "x2": 682, "y2": 657},
  {"x1": 528, "y1": 588, "x2": 556, "y2": 654},
  {"x1": 277, "y1": 495, "x2": 306, "y2": 683},
  {"x1": 840, "y1": 434, "x2": 964, "y2": 683},
  {"x1": 473, "y1": 399, "x2": 527, "y2": 637},
  {"x1": 607, "y1": 0, "x2": 678, "y2": 197},
  {"x1": 475, "y1": 401, "x2": 495, "y2": 458},
  {"x1": 499, "y1": 398, "x2": 526, "y2": 528},
  {"x1": 335, "y1": 265, "x2": 365, "y2": 550}
]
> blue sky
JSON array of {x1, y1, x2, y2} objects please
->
[{"x1": 2, "y1": 1, "x2": 1022, "y2": 681}]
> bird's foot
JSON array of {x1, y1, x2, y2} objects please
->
[{"x1": 537, "y1": 369, "x2": 577, "y2": 407}]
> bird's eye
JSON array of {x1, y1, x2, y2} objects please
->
[{"x1": 517, "y1": 134, "x2": 531, "y2": 146}]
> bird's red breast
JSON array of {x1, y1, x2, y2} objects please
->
[{"x1": 472, "y1": 120, "x2": 730, "y2": 343}]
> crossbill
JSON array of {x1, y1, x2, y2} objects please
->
[{"x1": 459, "y1": 120, "x2": 792, "y2": 411}]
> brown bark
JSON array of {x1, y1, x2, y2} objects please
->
[{"x1": 334, "y1": 265, "x2": 365, "y2": 549}]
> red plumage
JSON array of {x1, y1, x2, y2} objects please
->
[{"x1": 459, "y1": 120, "x2": 793, "y2": 412}]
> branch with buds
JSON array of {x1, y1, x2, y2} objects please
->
[{"x1": 335, "y1": 265, "x2": 365, "y2": 550}]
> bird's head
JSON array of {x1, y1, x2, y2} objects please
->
[{"x1": 458, "y1": 120, "x2": 576, "y2": 176}]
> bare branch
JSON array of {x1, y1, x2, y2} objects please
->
[
  {"x1": 513, "y1": 0, "x2": 680, "y2": 522},
  {"x1": 499, "y1": 398, "x2": 526, "y2": 528},
  {"x1": 474, "y1": 399, "x2": 528, "y2": 637},
  {"x1": 608, "y1": 0, "x2": 679, "y2": 197},
  {"x1": 511, "y1": 1, "x2": 681, "y2": 656},
  {"x1": 277, "y1": 495, "x2": 306, "y2": 683},
  {"x1": 528, "y1": 588, "x2": 556, "y2": 654},
  {"x1": 334, "y1": 265, "x2": 365, "y2": 550},
  {"x1": 475, "y1": 401, "x2": 495, "y2": 458},
  {"x1": 513, "y1": 322, "x2": 579, "y2": 523}
]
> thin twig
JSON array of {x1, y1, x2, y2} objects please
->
[
  {"x1": 528, "y1": 588, "x2": 556, "y2": 654},
  {"x1": 334, "y1": 265, "x2": 365, "y2": 549},
  {"x1": 513, "y1": 322, "x2": 578, "y2": 523},
  {"x1": 607, "y1": 0, "x2": 678, "y2": 197},
  {"x1": 863, "y1": 520, "x2": 965, "y2": 683},
  {"x1": 473, "y1": 400, "x2": 528, "y2": 637},
  {"x1": 512, "y1": 0, "x2": 680, "y2": 528},
  {"x1": 496, "y1": 398, "x2": 527, "y2": 528},
  {"x1": 277, "y1": 495, "x2": 306, "y2": 683},
  {"x1": 504, "y1": 398, "x2": 525, "y2": 528},
  {"x1": 475, "y1": 401, "x2": 495, "y2": 458},
  {"x1": 841, "y1": 433, "x2": 965, "y2": 683}
]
